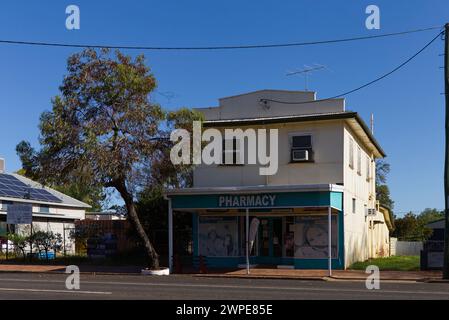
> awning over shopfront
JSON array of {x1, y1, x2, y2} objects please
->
[
  {"x1": 166, "y1": 184, "x2": 343, "y2": 211},
  {"x1": 165, "y1": 184, "x2": 344, "y2": 273}
]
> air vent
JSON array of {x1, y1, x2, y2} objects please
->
[{"x1": 365, "y1": 208, "x2": 377, "y2": 217}]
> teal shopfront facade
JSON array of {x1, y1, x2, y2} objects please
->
[{"x1": 166, "y1": 186, "x2": 344, "y2": 271}]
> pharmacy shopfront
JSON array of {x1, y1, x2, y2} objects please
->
[{"x1": 165, "y1": 184, "x2": 344, "y2": 271}]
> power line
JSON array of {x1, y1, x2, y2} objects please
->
[
  {"x1": 261, "y1": 30, "x2": 444, "y2": 105},
  {"x1": 0, "y1": 26, "x2": 442, "y2": 51}
]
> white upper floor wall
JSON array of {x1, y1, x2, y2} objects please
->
[{"x1": 193, "y1": 90, "x2": 384, "y2": 202}]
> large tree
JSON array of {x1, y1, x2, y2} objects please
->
[
  {"x1": 23, "y1": 49, "x2": 200, "y2": 269},
  {"x1": 375, "y1": 159, "x2": 394, "y2": 210},
  {"x1": 16, "y1": 141, "x2": 105, "y2": 211},
  {"x1": 375, "y1": 159, "x2": 395, "y2": 231}
]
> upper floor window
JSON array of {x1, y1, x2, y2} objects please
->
[
  {"x1": 349, "y1": 138, "x2": 354, "y2": 169},
  {"x1": 366, "y1": 156, "x2": 371, "y2": 181},
  {"x1": 0, "y1": 200, "x2": 12, "y2": 211},
  {"x1": 290, "y1": 134, "x2": 313, "y2": 162},
  {"x1": 39, "y1": 205, "x2": 50, "y2": 214},
  {"x1": 357, "y1": 147, "x2": 362, "y2": 175},
  {"x1": 222, "y1": 138, "x2": 242, "y2": 166}
]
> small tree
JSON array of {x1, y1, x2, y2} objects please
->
[
  {"x1": 32, "y1": 231, "x2": 61, "y2": 260},
  {"x1": 375, "y1": 159, "x2": 395, "y2": 230},
  {"x1": 7, "y1": 233, "x2": 29, "y2": 259},
  {"x1": 51, "y1": 233, "x2": 63, "y2": 256}
]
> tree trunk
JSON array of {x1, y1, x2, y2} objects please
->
[{"x1": 115, "y1": 180, "x2": 160, "y2": 269}]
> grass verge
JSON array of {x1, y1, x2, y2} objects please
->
[{"x1": 349, "y1": 255, "x2": 420, "y2": 271}]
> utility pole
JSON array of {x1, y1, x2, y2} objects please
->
[{"x1": 443, "y1": 23, "x2": 449, "y2": 279}]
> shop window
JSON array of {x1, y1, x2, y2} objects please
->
[
  {"x1": 293, "y1": 215, "x2": 338, "y2": 259},
  {"x1": 290, "y1": 134, "x2": 313, "y2": 162},
  {"x1": 284, "y1": 217, "x2": 295, "y2": 257},
  {"x1": 198, "y1": 216, "x2": 239, "y2": 257}
]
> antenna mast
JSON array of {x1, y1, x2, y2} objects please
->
[{"x1": 286, "y1": 64, "x2": 327, "y2": 91}]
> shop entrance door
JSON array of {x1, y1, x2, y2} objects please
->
[{"x1": 257, "y1": 217, "x2": 282, "y2": 265}]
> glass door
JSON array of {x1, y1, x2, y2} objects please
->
[
  {"x1": 255, "y1": 217, "x2": 283, "y2": 264},
  {"x1": 259, "y1": 218, "x2": 270, "y2": 257}
]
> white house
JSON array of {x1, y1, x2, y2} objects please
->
[
  {"x1": 0, "y1": 159, "x2": 90, "y2": 254},
  {"x1": 165, "y1": 90, "x2": 392, "y2": 270}
]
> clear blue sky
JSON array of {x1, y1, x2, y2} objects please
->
[{"x1": 0, "y1": 1, "x2": 448, "y2": 215}]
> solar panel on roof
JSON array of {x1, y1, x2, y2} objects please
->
[
  {"x1": 29, "y1": 189, "x2": 62, "y2": 203},
  {"x1": 0, "y1": 173, "x2": 62, "y2": 204}
]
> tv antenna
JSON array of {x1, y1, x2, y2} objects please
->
[{"x1": 286, "y1": 64, "x2": 329, "y2": 91}]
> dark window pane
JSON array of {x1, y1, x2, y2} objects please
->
[{"x1": 292, "y1": 135, "x2": 312, "y2": 148}]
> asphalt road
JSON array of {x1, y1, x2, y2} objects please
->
[{"x1": 0, "y1": 272, "x2": 447, "y2": 300}]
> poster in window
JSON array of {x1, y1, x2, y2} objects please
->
[
  {"x1": 199, "y1": 217, "x2": 239, "y2": 257},
  {"x1": 292, "y1": 215, "x2": 338, "y2": 259}
]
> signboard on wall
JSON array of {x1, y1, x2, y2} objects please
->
[
  {"x1": 7, "y1": 204, "x2": 33, "y2": 224},
  {"x1": 218, "y1": 194, "x2": 277, "y2": 208}
]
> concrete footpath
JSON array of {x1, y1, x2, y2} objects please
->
[
  {"x1": 0, "y1": 264, "x2": 445, "y2": 282},
  {"x1": 194, "y1": 268, "x2": 445, "y2": 282},
  {"x1": 0, "y1": 264, "x2": 142, "y2": 274}
]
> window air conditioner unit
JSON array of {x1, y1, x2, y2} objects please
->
[{"x1": 292, "y1": 149, "x2": 309, "y2": 161}]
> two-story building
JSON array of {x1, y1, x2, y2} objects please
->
[{"x1": 165, "y1": 90, "x2": 391, "y2": 271}]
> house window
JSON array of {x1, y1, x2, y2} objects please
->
[
  {"x1": 222, "y1": 138, "x2": 242, "y2": 165},
  {"x1": 366, "y1": 156, "x2": 371, "y2": 181},
  {"x1": 352, "y1": 198, "x2": 356, "y2": 214},
  {"x1": 357, "y1": 147, "x2": 362, "y2": 175},
  {"x1": 39, "y1": 205, "x2": 50, "y2": 214},
  {"x1": 349, "y1": 138, "x2": 354, "y2": 169},
  {"x1": 0, "y1": 201, "x2": 12, "y2": 211},
  {"x1": 291, "y1": 135, "x2": 313, "y2": 162}
]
